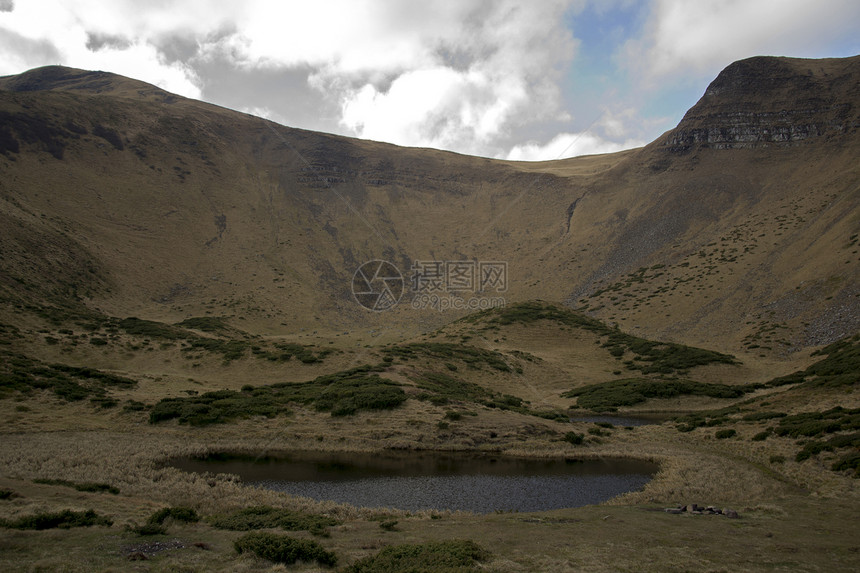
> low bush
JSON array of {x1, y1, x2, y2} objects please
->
[
  {"x1": 565, "y1": 378, "x2": 755, "y2": 412},
  {"x1": 148, "y1": 506, "x2": 199, "y2": 525},
  {"x1": 208, "y1": 506, "x2": 338, "y2": 533},
  {"x1": 33, "y1": 478, "x2": 119, "y2": 495},
  {"x1": 346, "y1": 539, "x2": 488, "y2": 572},
  {"x1": 233, "y1": 532, "x2": 337, "y2": 566},
  {"x1": 151, "y1": 368, "x2": 402, "y2": 425},
  {"x1": 564, "y1": 432, "x2": 584, "y2": 445},
  {"x1": 130, "y1": 522, "x2": 166, "y2": 536},
  {"x1": 0, "y1": 509, "x2": 112, "y2": 530},
  {"x1": 715, "y1": 429, "x2": 737, "y2": 439}
]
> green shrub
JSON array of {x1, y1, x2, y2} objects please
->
[
  {"x1": 715, "y1": 429, "x2": 736, "y2": 439},
  {"x1": 564, "y1": 432, "x2": 584, "y2": 445},
  {"x1": 151, "y1": 368, "x2": 403, "y2": 425},
  {"x1": 769, "y1": 455, "x2": 786, "y2": 464},
  {"x1": 741, "y1": 411, "x2": 787, "y2": 422},
  {"x1": 444, "y1": 411, "x2": 462, "y2": 421},
  {"x1": 565, "y1": 378, "x2": 755, "y2": 411},
  {"x1": 346, "y1": 539, "x2": 488, "y2": 572},
  {"x1": 33, "y1": 478, "x2": 119, "y2": 495},
  {"x1": 130, "y1": 522, "x2": 167, "y2": 536},
  {"x1": 233, "y1": 532, "x2": 337, "y2": 566},
  {"x1": 148, "y1": 506, "x2": 199, "y2": 525},
  {"x1": 0, "y1": 488, "x2": 14, "y2": 500},
  {"x1": 752, "y1": 429, "x2": 772, "y2": 441},
  {"x1": 208, "y1": 506, "x2": 338, "y2": 532},
  {"x1": 0, "y1": 509, "x2": 112, "y2": 530},
  {"x1": 832, "y1": 453, "x2": 860, "y2": 477}
]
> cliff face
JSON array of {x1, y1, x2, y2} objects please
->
[{"x1": 662, "y1": 56, "x2": 860, "y2": 152}]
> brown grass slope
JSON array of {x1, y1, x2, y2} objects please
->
[{"x1": 0, "y1": 56, "x2": 858, "y2": 360}]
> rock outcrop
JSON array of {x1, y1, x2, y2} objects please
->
[{"x1": 662, "y1": 55, "x2": 860, "y2": 152}]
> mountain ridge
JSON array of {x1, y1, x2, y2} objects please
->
[{"x1": 0, "y1": 56, "x2": 857, "y2": 356}]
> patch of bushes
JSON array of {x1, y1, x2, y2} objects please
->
[
  {"x1": 774, "y1": 407, "x2": 860, "y2": 438},
  {"x1": 564, "y1": 432, "x2": 585, "y2": 445},
  {"x1": 346, "y1": 539, "x2": 488, "y2": 573},
  {"x1": 251, "y1": 342, "x2": 333, "y2": 364},
  {"x1": 148, "y1": 506, "x2": 199, "y2": 525},
  {"x1": 767, "y1": 334, "x2": 860, "y2": 389},
  {"x1": 382, "y1": 343, "x2": 511, "y2": 372},
  {"x1": 150, "y1": 367, "x2": 402, "y2": 426},
  {"x1": 673, "y1": 407, "x2": 740, "y2": 432},
  {"x1": 741, "y1": 411, "x2": 787, "y2": 422},
  {"x1": 467, "y1": 301, "x2": 738, "y2": 374},
  {"x1": 0, "y1": 488, "x2": 15, "y2": 500},
  {"x1": 715, "y1": 429, "x2": 737, "y2": 439},
  {"x1": 130, "y1": 522, "x2": 167, "y2": 536},
  {"x1": 413, "y1": 372, "x2": 494, "y2": 403},
  {"x1": 33, "y1": 478, "x2": 119, "y2": 495},
  {"x1": 208, "y1": 506, "x2": 339, "y2": 533},
  {"x1": 0, "y1": 350, "x2": 136, "y2": 402},
  {"x1": 564, "y1": 378, "x2": 755, "y2": 412},
  {"x1": 0, "y1": 509, "x2": 112, "y2": 530},
  {"x1": 832, "y1": 453, "x2": 860, "y2": 477},
  {"x1": 233, "y1": 532, "x2": 337, "y2": 566},
  {"x1": 117, "y1": 317, "x2": 186, "y2": 340},
  {"x1": 175, "y1": 316, "x2": 232, "y2": 333}
]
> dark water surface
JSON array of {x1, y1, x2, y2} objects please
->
[
  {"x1": 569, "y1": 414, "x2": 671, "y2": 427},
  {"x1": 172, "y1": 451, "x2": 658, "y2": 513}
]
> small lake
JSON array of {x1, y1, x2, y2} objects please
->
[
  {"x1": 569, "y1": 414, "x2": 670, "y2": 427},
  {"x1": 172, "y1": 451, "x2": 658, "y2": 513}
]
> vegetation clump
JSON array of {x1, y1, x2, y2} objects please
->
[
  {"x1": 0, "y1": 350, "x2": 136, "y2": 401},
  {"x1": 564, "y1": 378, "x2": 754, "y2": 412},
  {"x1": 33, "y1": 478, "x2": 119, "y2": 495},
  {"x1": 149, "y1": 366, "x2": 404, "y2": 425},
  {"x1": 208, "y1": 505, "x2": 339, "y2": 533},
  {"x1": 382, "y1": 342, "x2": 511, "y2": 371},
  {"x1": 147, "y1": 506, "x2": 200, "y2": 525},
  {"x1": 0, "y1": 509, "x2": 112, "y2": 530},
  {"x1": 346, "y1": 539, "x2": 488, "y2": 573},
  {"x1": 233, "y1": 532, "x2": 337, "y2": 566},
  {"x1": 767, "y1": 334, "x2": 860, "y2": 389},
  {"x1": 467, "y1": 301, "x2": 738, "y2": 374}
]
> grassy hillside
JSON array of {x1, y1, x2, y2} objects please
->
[{"x1": 1, "y1": 58, "x2": 857, "y2": 357}]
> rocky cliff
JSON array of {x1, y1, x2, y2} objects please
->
[{"x1": 661, "y1": 55, "x2": 860, "y2": 152}]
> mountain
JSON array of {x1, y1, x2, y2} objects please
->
[{"x1": 0, "y1": 56, "x2": 858, "y2": 357}]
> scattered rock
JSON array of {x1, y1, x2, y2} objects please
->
[
  {"x1": 121, "y1": 539, "x2": 185, "y2": 558},
  {"x1": 126, "y1": 552, "x2": 148, "y2": 561},
  {"x1": 663, "y1": 504, "x2": 740, "y2": 518}
]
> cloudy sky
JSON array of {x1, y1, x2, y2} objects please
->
[{"x1": 1, "y1": 0, "x2": 857, "y2": 160}]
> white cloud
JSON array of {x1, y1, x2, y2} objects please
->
[
  {"x1": 0, "y1": 0, "x2": 203, "y2": 97},
  {"x1": 624, "y1": 0, "x2": 860, "y2": 84},
  {"x1": 505, "y1": 131, "x2": 645, "y2": 161}
]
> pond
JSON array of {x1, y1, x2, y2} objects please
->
[
  {"x1": 569, "y1": 414, "x2": 671, "y2": 427},
  {"x1": 172, "y1": 451, "x2": 658, "y2": 513}
]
